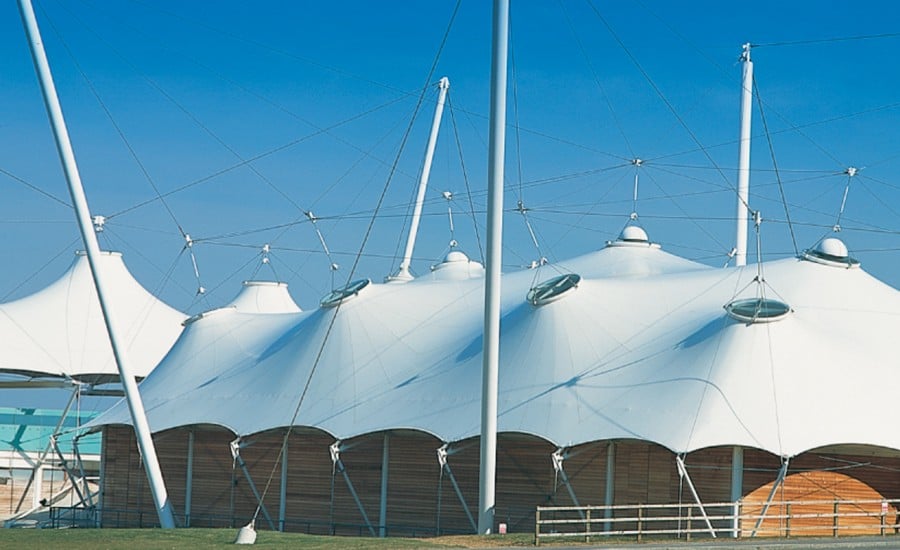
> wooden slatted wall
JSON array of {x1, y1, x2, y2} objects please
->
[
  {"x1": 383, "y1": 431, "x2": 442, "y2": 537},
  {"x1": 99, "y1": 426, "x2": 900, "y2": 538},
  {"x1": 560, "y1": 441, "x2": 610, "y2": 506},
  {"x1": 494, "y1": 434, "x2": 556, "y2": 532},
  {"x1": 279, "y1": 428, "x2": 335, "y2": 534}
]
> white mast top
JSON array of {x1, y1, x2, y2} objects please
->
[
  {"x1": 735, "y1": 43, "x2": 753, "y2": 267},
  {"x1": 390, "y1": 77, "x2": 451, "y2": 282}
]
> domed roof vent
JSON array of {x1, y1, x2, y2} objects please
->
[
  {"x1": 430, "y1": 250, "x2": 484, "y2": 281},
  {"x1": 802, "y1": 237, "x2": 860, "y2": 268},
  {"x1": 527, "y1": 273, "x2": 581, "y2": 306},
  {"x1": 606, "y1": 225, "x2": 660, "y2": 248},
  {"x1": 725, "y1": 297, "x2": 791, "y2": 324},
  {"x1": 320, "y1": 279, "x2": 370, "y2": 308}
]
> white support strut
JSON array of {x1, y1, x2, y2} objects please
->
[
  {"x1": 676, "y1": 455, "x2": 717, "y2": 538},
  {"x1": 552, "y1": 448, "x2": 583, "y2": 517},
  {"x1": 751, "y1": 457, "x2": 790, "y2": 537},
  {"x1": 479, "y1": 0, "x2": 509, "y2": 535},
  {"x1": 735, "y1": 43, "x2": 754, "y2": 267},
  {"x1": 392, "y1": 77, "x2": 451, "y2": 282},
  {"x1": 230, "y1": 439, "x2": 276, "y2": 531},
  {"x1": 438, "y1": 444, "x2": 477, "y2": 532},
  {"x1": 330, "y1": 441, "x2": 377, "y2": 537},
  {"x1": 16, "y1": 0, "x2": 176, "y2": 528}
]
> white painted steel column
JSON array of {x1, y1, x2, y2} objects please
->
[
  {"x1": 279, "y1": 438, "x2": 288, "y2": 532},
  {"x1": 604, "y1": 442, "x2": 615, "y2": 531},
  {"x1": 730, "y1": 446, "x2": 744, "y2": 538},
  {"x1": 479, "y1": 0, "x2": 509, "y2": 535},
  {"x1": 32, "y1": 465, "x2": 44, "y2": 510},
  {"x1": 17, "y1": 0, "x2": 175, "y2": 528},
  {"x1": 185, "y1": 431, "x2": 194, "y2": 527},
  {"x1": 378, "y1": 433, "x2": 390, "y2": 537},
  {"x1": 393, "y1": 77, "x2": 451, "y2": 282},
  {"x1": 735, "y1": 43, "x2": 753, "y2": 267}
]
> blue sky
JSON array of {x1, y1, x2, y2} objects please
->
[{"x1": 1, "y1": 0, "x2": 899, "y2": 321}]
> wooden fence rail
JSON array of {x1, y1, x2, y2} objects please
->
[{"x1": 535, "y1": 498, "x2": 900, "y2": 545}]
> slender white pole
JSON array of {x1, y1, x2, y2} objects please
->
[
  {"x1": 279, "y1": 438, "x2": 288, "y2": 532},
  {"x1": 604, "y1": 442, "x2": 615, "y2": 531},
  {"x1": 378, "y1": 432, "x2": 390, "y2": 537},
  {"x1": 478, "y1": 0, "x2": 508, "y2": 535},
  {"x1": 185, "y1": 431, "x2": 194, "y2": 527},
  {"x1": 392, "y1": 77, "x2": 451, "y2": 282},
  {"x1": 730, "y1": 446, "x2": 744, "y2": 538},
  {"x1": 17, "y1": 0, "x2": 176, "y2": 528},
  {"x1": 735, "y1": 43, "x2": 753, "y2": 267}
]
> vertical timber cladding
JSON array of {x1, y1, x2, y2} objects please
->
[
  {"x1": 742, "y1": 446, "x2": 900, "y2": 537},
  {"x1": 100, "y1": 425, "x2": 189, "y2": 527},
  {"x1": 188, "y1": 425, "x2": 240, "y2": 527},
  {"x1": 383, "y1": 430, "x2": 443, "y2": 537},
  {"x1": 281, "y1": 428, "x2": 334, "y2": 534},
  {"x1": 494, "y1": 433, "x2": 557, "y2": 532}
]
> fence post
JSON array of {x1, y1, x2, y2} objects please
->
[
  {"x1": 637, "y1": 505, "x2": 643, "y2": 542},
  {"x1": 833, "y1": 501, "x2": 839, "y2": 538},
  {"x1": 686, "y1": 505, "x2": 692, "y2": 541},
  {"x1": 534, "y1": 507, "x2": 540, "y2": 546},
  {"x1": 585, "y1": 507, "x2": 591, "y2": 543},
  {"x1": 785, "y1": 503, "x2": 791, "y2": 538}
]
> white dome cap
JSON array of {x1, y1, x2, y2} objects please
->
[
  {"x1": 606, "y1": 224, "x2": 659, "y2": 249},
  {"x1": 443, "y1": 250, "x2": 470, "y2": 263},
  {"x1": 429, "y1": 249, "x2": 484, "y2": 281},
  {"x1": 816, "y1": 237, "x2": 849, "y2": 258},
  {"x1": 620, "y1": 225, "x2": 649, "y2": 242},
  {"x1": 803, "y1": 236, "x2": 859, "y2": 268}
]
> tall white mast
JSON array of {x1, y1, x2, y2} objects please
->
[
  {"x1": 16, "y1": 0, "x2": 176, "y2": 529},
  {"x1": 735, "y1": 43, "x2": 753, "y2": 267},
  {"x1": 479, "y1": 0, "x2": 508, "y2": 535},
  {"x1": 391, "y1": 77, "x2": 451, "y2": 282}
]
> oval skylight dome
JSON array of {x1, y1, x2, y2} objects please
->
[
  {"x1": 527, "y1": 273, "x2": 581, "y2": 306},
  {"x1": 802, "y1": 237, "x2": 860, "y2": 268},
  {"x1": 725, "y1": 297, "x2": 791, "y2": 323},
  {"x1": 320, "y1": 278, "x2": 370, "y2": 308}
]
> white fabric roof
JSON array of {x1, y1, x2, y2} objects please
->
[
  {"x1": 227, "y1": 281, "x2": 301, "y2": 314},
  {"x1": 0, "y1": 251, "x2": 186, "y2": 383},
  {"x1": 88, "y1": 238, "x2": 900, "y2": 457}
]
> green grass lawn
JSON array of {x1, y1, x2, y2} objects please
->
[{"x1": 0, "y1": 528, "x2": 537, "y2": 549}]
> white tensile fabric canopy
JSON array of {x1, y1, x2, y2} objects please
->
[
  {"x1": 0, "y1": 251, "x2": 186, "y2": 383},
  {"x1": 88, "y1": 234, "x2": 900, "y2": 457}
]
